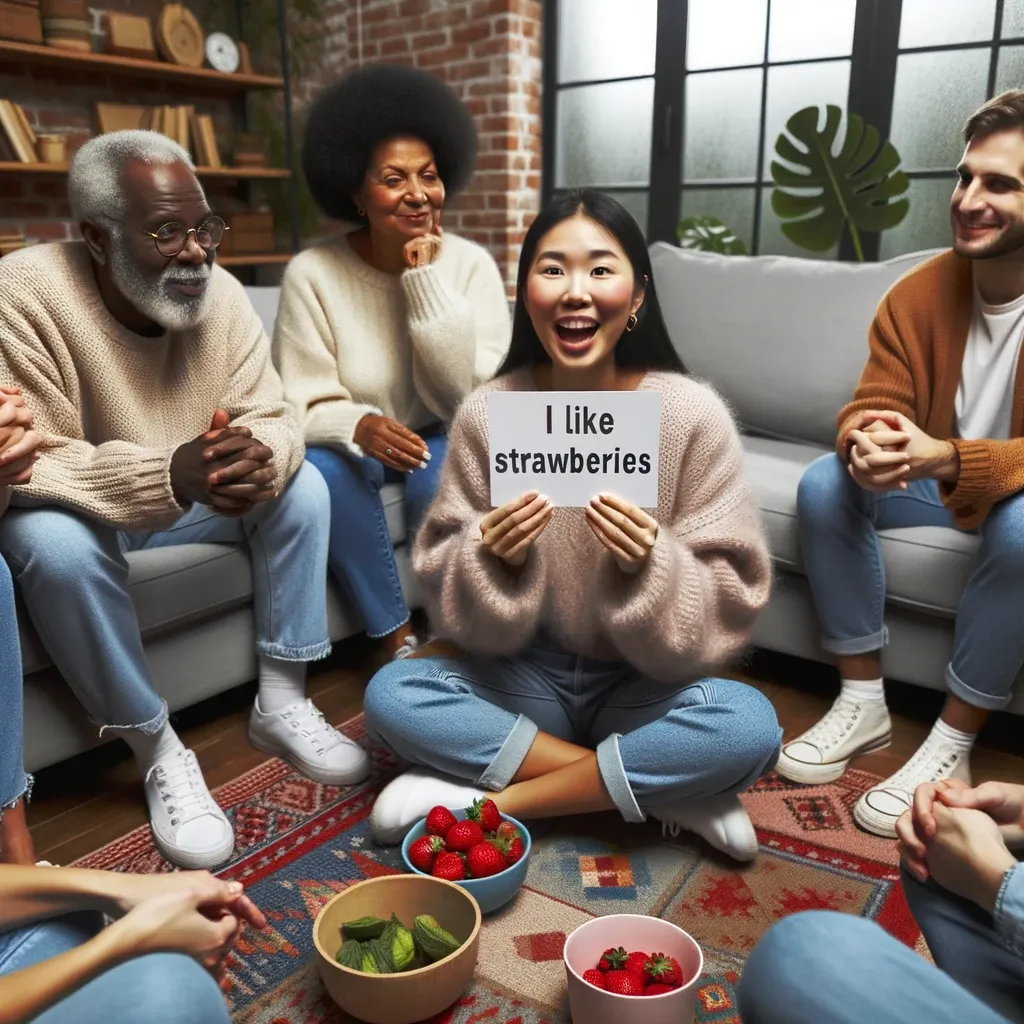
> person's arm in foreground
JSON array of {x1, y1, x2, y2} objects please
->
[
  {"x1": 0, "y1": 866, "x2": 266, "y2": 1024},
  {"x1": 0, "y1": 387, "x2": 41, "y2": 519},
  {"x1": 898, "y1": 780, "x2": 1024, "y2": 957}
]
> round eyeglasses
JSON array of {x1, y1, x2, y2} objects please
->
[{"x1": 142, "y1": 216, "x2": 228, "y2": 257}]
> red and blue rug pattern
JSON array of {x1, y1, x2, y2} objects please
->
[{"x1": 74, "y1": 715, "x2": 921, "y2": 1023}]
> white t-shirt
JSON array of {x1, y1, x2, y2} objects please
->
[{"x1": 954, "y1": 286, "x2": 1024, "y2": 441}]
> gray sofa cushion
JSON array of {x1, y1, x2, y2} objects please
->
[
  {"x1": 742, "y1": 435, "x2": 980, "y2": 618},
  {"x1": 18, "y1": 481, "x2": 407, "y2": 675},
  {"x1": 650, "y1": 243, "x2": 943, "y2": 446}
]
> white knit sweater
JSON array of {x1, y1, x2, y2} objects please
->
[{"x1": 272, "y1": 231, "x2": 511, "y2": 450}]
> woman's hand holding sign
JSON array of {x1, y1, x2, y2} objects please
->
[
  {"x1": 480, "y1": 490, "x2": 553, "y2": 567},
  {"x1": 586, "y1": 493, "x2": 658, "y2": 575}
]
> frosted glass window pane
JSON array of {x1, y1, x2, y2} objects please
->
[
  {"x1": 996, "y1": 45, "x2": 1024, "y2": 93},
  {"x1": 555, "y1": 79, "x2": 655, "y2": 187},
  {"x1": 879, "y1": 177, "x2": 955, "y2": 259},
  {"x1": 890, "y1": 51, "x2": 988, "y2": 171},
  {"x1": 687, "y1": 0, "x2": 767, "y2": 71},
  {"x1": 683, "y1": 68, "x2": 762, "y2": 182},
  {"x1": 558, "y1": 0, "x2": 658, "y2": 84},
  {"x1": 601, "y1": 191, "x2": 650, "y2": 238},
  {"x1": 899, "y1": 0, "x2": 996, "y2": 48},
  {"x1": 1003, "y1": 0, "x2": 1024, "y2": 38},
  {"x1": 679, "y1": 187, "x2": 757, "y2": 252},
  {"x1": 763, "y1": 60, "x2": 851, "y2": 178},
  {"x1": 758, "y1": 186, "x2": 838, "y2": 258},
  {"x1": 768, "y1": 0, "x2": 856, "y2": 62}
]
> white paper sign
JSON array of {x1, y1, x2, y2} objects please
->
[{"x1": 487, "y1": 390, "x2": 661, "y2": 508}]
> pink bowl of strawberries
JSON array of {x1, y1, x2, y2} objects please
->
[
  {"x1": 563, "y1": 914, "x2": 703, "y2": 1023},
  {"x1": 401, "y1": 798, "x2": 531, "y2": 914}
]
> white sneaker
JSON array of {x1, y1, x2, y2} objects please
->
[
  {"x1": 853, "y1": 742, "x2": 972, "y2": 838},
  {"x1": 248, "y1": 698, "x2": 371, "y2": 786},
  {"x1": 775, "y1": 696, "x2": 892, "y2": 784},
  {"x1": 370, "y1": 768, "x2": 483, "y2": 845},
  {"x1": 394, "y1": 635, "x2": 421, "y2": 660},
  {"x1": 652, "y1": 793, "x2": 759, "y2": 862},
  {"x1": 144, "y1": 748, "x2": 234, "y2": 869}
]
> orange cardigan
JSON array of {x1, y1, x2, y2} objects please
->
[{"x1": 837, "y1": 250, "x2": 1024, "y2": 531}]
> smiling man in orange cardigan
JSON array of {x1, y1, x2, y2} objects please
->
[{"x1": 775, "y1": 91, "x2": 1024, "y2": 839}]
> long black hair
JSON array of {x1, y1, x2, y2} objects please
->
[{"x1": 497, "y1": 189, "x2": 686, "y2": 376}]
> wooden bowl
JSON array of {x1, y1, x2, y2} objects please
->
[{"x1": 312, "y1": 875, "x2": 482, "y2": 1024}]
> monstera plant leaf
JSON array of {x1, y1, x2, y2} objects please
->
[
  {"x1": 770, "y1": 104, "x2": 910, "y2": 261},
  {"x1": 676, "y1": 215, "x2": 748, "y2": 255}
]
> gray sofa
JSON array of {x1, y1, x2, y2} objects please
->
[
  {"x1": 19, "y1": 286, "x2": 420, "y2": 774},
  {"x1": 650, "y1": 242, "x2": 1024, "y2": 716}
]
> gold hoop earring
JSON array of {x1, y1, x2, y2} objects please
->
[{"x1": 625, "y1": 313, "x2": 638, "y2": 332}]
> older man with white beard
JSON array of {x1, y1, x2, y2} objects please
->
[{"x1": 0, "y1": 131, "x2": 370, "y2": 870}]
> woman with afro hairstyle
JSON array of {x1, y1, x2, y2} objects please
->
[{"x1": 274, "y1": 65, "x2": 511, "y2": 661}]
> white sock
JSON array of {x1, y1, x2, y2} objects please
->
[
  {"x1": 840, "y1": 677, "x2": 886, "y2": 705},
  {"x1": 926, "y1": 717, "x2": 976, "y2": 756},
  {"x1": 258, "y1": 655, "x2": 307, "y2": 713},
  {"x1": 122, "y1": 722, "x2": 186, "y2": 774}
]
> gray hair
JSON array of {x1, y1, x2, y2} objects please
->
[{"x1": 68, "y1": 130, "x2": 194, "y2": 224}]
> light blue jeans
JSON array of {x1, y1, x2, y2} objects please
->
[
  {"x1": 0, "y1": 462, "x2": 331, "y2": 735},
  {"x1": 364, "y1": 636, "x2": 782, "y2": 821},
  {"x1": 738, "y1": 867, "x2": 1024, "y2": 1023},
  {"x1": 306, "y1": 429, "x2": 447, "y2": 638},
  {"x1": 0, "y1": 911, "x2": 229, "y2": 1023},
  {"x1": 0, "y1": 552, "x2": 30, "y2": 815},
  {"x1": 797, "y1": 453, "x2": 1024, "y2": 709}
]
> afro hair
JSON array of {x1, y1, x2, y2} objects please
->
[{"x1": 303, "y1": 64, "x2": 478, "y2": 223}]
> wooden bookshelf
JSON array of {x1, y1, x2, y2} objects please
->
[
  {"x1": 0, "y1": 39, "x2": 283, "y2": 91},
  {"x1": 0, "y1": 162, "x2": 290, "y2": 179},
  {"x1": 218, "y1": 253, "x2": 293, "y2": 267}
]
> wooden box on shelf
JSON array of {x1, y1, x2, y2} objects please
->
[
  {"x1": 0, "y1": 2, "x2": 43, "y2": 44},
  {"x1": 220, "y1": 211, "x2": 274, "y2": 256},
  {"x1": 107, "y1": 12, "x2": 155, "y2": 60}
]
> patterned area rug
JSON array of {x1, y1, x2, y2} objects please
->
[{"x1": 74, "y1": 715, "x2": 924, "y2": 1023}]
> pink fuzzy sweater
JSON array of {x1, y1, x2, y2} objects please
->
[{"x1": 412, "y1": 370, "x2": 772, "y2": 684}]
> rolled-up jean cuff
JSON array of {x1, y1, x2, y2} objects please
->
[
  {"x1": 97, "y1": 699, "x2": 167, "y2": 738},
  {"x1": 946, "y1": 663, "x2": 1012, "y2": 711},
  {"x1": 820, "y1": 625, "x2": 888, "y2": 657},
  {"x1": 478, "y1": 714, "x2": 538, "y2": 792},
  {"x1": 257, "y1": 639, "x2": 332, "y2": 662},
  {"x1": 596, "y1": 733, "x2": 645, "y2": 824}
]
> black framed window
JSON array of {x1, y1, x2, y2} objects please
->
[{"x1": 542, "y1": 0, "x2": 1024, "y2": 261}]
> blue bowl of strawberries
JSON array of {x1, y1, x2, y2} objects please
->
[{"x1": 401, "y1": 798, "x2": 531, "y2": 915}]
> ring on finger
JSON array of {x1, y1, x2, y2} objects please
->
[{"x1": 385, "y1": 447, "x2": 392, "y2": 456}]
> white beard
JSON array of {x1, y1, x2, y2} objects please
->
[{"x1": 108, "y1": 233, "x2": 213, "y2": 332}]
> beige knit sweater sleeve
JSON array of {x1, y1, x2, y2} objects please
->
[
  {"x1": 598, "y1": 387, "x2": 772, "y2": 681},
  {"x1": 401, "y1": 243, "x2": 511, "y2": 422},
  {"x1": 412, "y1": 387, "x2": 548, "y2": 652},
  {"x1": 272, "y1": 256, "x2": 382, "y2": 450}
]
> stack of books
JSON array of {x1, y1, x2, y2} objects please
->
[
  {"x1": 0, "y1": 99, "x2": 38, "y2": 163},
  {"x1": 0, "y1": 231, "x2": 30, "y2": 257}
]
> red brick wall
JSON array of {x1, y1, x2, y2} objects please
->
[{"x1": 0, "y1": 0, "x2": 544, "y2": 292}]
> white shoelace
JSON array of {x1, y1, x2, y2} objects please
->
[
  {"x1": 282, "y1": 699, "x2": 344, "y2": 757},
  {"x1": 881, "y1": 743, "x2": 961, "y2": 793},
  {"x1": 151, "y1": 751, "x2": 217, "y2": 828},
  {"x1": 791, "y1": 697, "x2": 864, "y2": 753}
]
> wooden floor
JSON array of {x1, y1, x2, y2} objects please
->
[{"x1": 25, "y1": 638, "x2": 1024, "y2": 865}]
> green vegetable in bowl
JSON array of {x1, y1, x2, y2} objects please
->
[
  {"x1": 336, "y1": 910, "x2": 465, "y2": 972},
  {"x1": 341, "y1": 915, "x2": 388, "y2": 940},
  {"x1": 381, "y1": 914, "x2": 417, "y2": 971},
  {"x1": 335, "y1": 938, "x2": 363, "y2": 970},
  {"x1": 413, "y1": 914, "x2": 462, "y2": 962}
]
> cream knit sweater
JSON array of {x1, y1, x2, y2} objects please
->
[
  {"x1": 272, "y1": 231, "x2": 511, "y2": 449},
  {"x1": 413, "y1": 370, "x2": 773, "y2": 684},
  {"x1": 0, "y1": 241, "x2": 304, "y2": 531}
]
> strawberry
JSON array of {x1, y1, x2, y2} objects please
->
[
  {"x1": 581, "y1": 969, "x2": 606, "y2": 990},
  {"x1": 445, "y1": 819, "x2": 485, "y2": 852},
  {"x1": 598, "y1": 946, "x2": 629, "y2": 972},
  {"x1": 430, "y1": 851, "x2": 466, "y2": 881},
  {"x1": 408, "y1": 834, "x2": 445, "y2": 872},
  {"x1": 644, "y1": 983, "x2": 674, "y2": 996},
  {"x1": 425, "y1": 805, "x2": 458, "y2": 839},
  {"x1": 644, "y1": 952, "x2": 684, "y2": 988},
  {"x1": 604, "y1": 971, "x2": 646, "y2": 996},
  {"x1": 623, "y1": 951, "x2": 649, "y2": 978},
  {"x1": 495, "y1": 820, "x2": 520, "y2": 841},
  {"x1": 465, "y1": 796, "x2": 501, "y2": 834},
  {"x1": 505, "y1": 834, "x2": 526, "y2": 865},
  {"x1": 466, "y1": 840, "x2": 508, "y2": 878}
]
